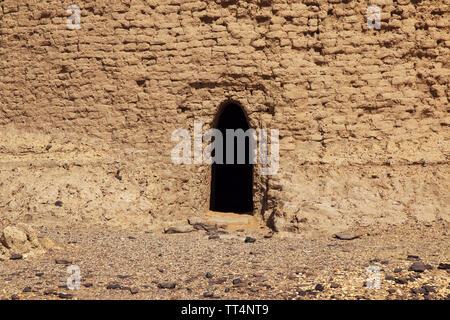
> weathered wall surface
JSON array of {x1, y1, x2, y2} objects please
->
[{"x1": 0, "y1": 0, "x2": 448, "y2": 233}]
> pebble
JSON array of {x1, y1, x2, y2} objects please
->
[
  {"x1": 44, "y1": 289, "x2": 57, "y2": 296},
  {"x1": 387, "y1": 288, "x2": 396, "y2": 294},
  {"x1": 158, "y1": 282, "x2": 177, "y2": 289},
  {"x1": 55, "y1": 259, "x2": 72, "y2": 265},
  {"x1": 129, "y1": 287, "x2": 139, "y2": 295},
  {"x1": 395, "y1": 278, "x2": 408, "y2": 285},
  {"x1": 333, "y1": 232, "x2": 361, "y2": 240},
  {"x1": 315, "y1": 284, "x2": 324, "y2": 291},
  {"x1": 437, "y1": 263, "x2": 450, "y2": 270},
  {"x1": 58, "y1": 293, "x2": 73, "y2": 299},
  {"x1": 245, "y1": 236, "x2": 256, "y2": 243},
  {"x1": 410, "y1": 287, "x2": 426, "y2": 295},
  {"x1": 211, "y1": 278, "x2": 226, "y2": 285},
  {"x1": 10, "y1": 254, "x2": 23, "y2": 260},
  {"x1": 422, "y1": 285, "x2": 436, "y2": 293},
  {"x1": 106, "y1": 283, "x2": 121, "y2": 290},
  {"x1": 409, "y1": 261, "x2": 432, "y2": 273}
]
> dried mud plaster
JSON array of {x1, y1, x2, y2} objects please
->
[{"x1": 0, "y1": 0, "x2": 448, "y2": 233}]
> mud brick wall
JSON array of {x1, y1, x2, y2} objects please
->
[{"x1": 0, "y1": 0, "x2": 448, "y2": 233}]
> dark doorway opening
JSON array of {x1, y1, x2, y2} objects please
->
[{"x1": 210, "y1": 103, "x2": 254, "y2": 213}]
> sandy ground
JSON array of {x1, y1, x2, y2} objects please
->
[{"x1": 0, "y1": 221, "x2": 449, "y2": 300}]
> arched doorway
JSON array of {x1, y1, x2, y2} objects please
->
[{"x1": 209, "y1": 103, "x2": 254, "y2": 213}]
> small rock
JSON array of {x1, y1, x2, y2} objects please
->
[
  {"x1": 23, "y1": 287, "x2": 32, "y2": 293},
  {"x1": 44, "y1": 289, "x2": 57, "y2": 296},
  {"x1": 208, "y1": 235, "x2": 220, "y2": 240},
  {"x1": 35, "y1": 272, "x2": 44, "y2": 277},
  {"x1": 10, "y1": 294, "x2": 20, "y2": 300},
  {"x1": 55, "y1": 201, "x2": 63, "y2": 207},
  {"x1": 387, "y1": 288, "x2": 397, "y2": 294},
  {"x1": 315, "y1": 284, "x2": 324, "y2": 291},
  {"x1": 211, "y1": 278, "x2": 226, "y2": 285},
  {"x1": 164, "y1": 225, "x2": 195, "y2": 234},
  {"x1": 129, "y1": 287, "x2": 139, "y2": 295},
  {"x1": 333, "y1": 232, "x2": 361, "y2": 240},
  {"x1": 409, "y1": 261, "x2": 431, "y2": 273},
  {"x1": 437, "y1": 263, "x2": 450, "y2": 270},
  {"x1": 330, "y1": 282, "x2": 340, "y2": 289},
  {"x1": 106, "y1": 283, "x2": 121, "y2": 290},
  {"x1": 393, "y1": 268, "x2": 403, "y2": 273},
  {"x1": 254, "y1": 276, "x2": 268, "y2": 282},
  {"x1": 407, "y1": 255, "x2": 420, "y2": 261},
  {"x1": 232, "y1": 278, "x2": 241, "y2": 285},
  {"x1": 83, "y1": 283, "x2": 93, "y2": 288},
  {"x1": 10, "y1": 254, "x2": 23, "y2": 260},
  {"x1": 422, "y1": 285, "x2": 436, "y2": 293},
  {"x1": 55, "y1": 259, "x2": 72, "y2": 265},
  {"x1": 306, "y1": 290, "x2": 317, "y2": 297},
  {"x1": 1, "y1": 226, "x2": 29, "y2": 253},
  {"x1": 233, "y1": 282, "x2": 248, "y2": 288},
  {"x1": 411, "y1": 287, "x2": 426, "y2": 295},
  {"x1": 58, "y1": 293, "x2": 73, "y2": 299},
  {"x1": 297, "y1": 290, "x2": 306, "y2": 297},
  {"x1": 205, "y1": 272, "x2": 213, "y2": 279},
  {"x1": 395, "y1": 278, "x2": 408, "y2": 285},
  {"x1": 203, "y1": 292, "x2": 214, "y2": 298},
  {"x1": 158, "y1": 282, "x2": 177, "y2": 289},
  {"x1": 244, "y1": 236, "x2": 256, "y2": 243}
]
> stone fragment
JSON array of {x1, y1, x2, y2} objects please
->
[
  {"x1": 1, "y1": 226, "x2": 29, "y2": 253},
  {"x1": 244, "y1": 236, "x2": 256, "y2": 243},
  {"x1": 10, "y1": 253, "x2": 23, "y2": 260},
  {"x1": 106, "y1": 282, "x2": 121, "y2": 290},
  {"x1": 437, "y1": 263, "x2": 450, "y2": 270},
  {"x1": 333, "y1": 232, "x2": 361, "y2": 240},
  {"x1": 315, "y1": 284, "x2": 324, "y2": 291},
  {"x1": 158, "y1": 282, "x2": 177, "y2": 289},
  {"x1": 164, "y1": 225, "x2": 195, "y2": 234},
  {"x1": 58, "y1": 292, "x2": 73, "y2": 299},
  {"x1": 408, "y1": 262, "x2": 431, "y2": 273}
]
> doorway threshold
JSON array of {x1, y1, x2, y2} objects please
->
[{"x1": 206, "y1": 210, "x2": 262, "y2": 231}]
